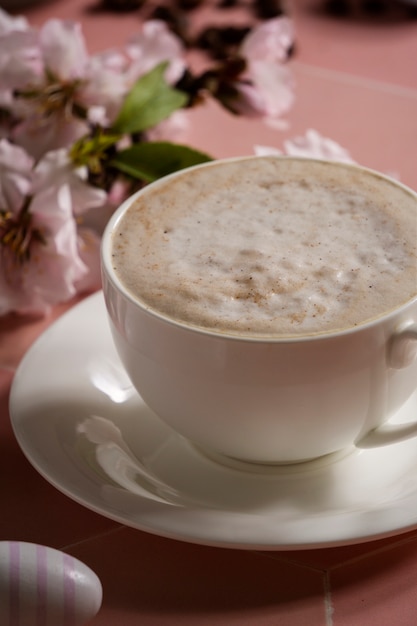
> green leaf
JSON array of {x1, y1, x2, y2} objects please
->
[
  {"x1": 112, "y1": 63, "x2": 188, "y2": 134},
  {"x1": 110, "y1": 141, "x2": 213, "y2": 183}
]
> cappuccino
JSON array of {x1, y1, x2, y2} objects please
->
[{"x1": 111, "y1": 157, "x2": 417, "y2": 337}]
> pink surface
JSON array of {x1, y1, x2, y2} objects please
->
[
  {"x1": 2, "y1": 0, "x2": 417, "y2": 624},
  {"x1": 292, "y1": 0, "x2": 417, "y2": 89}
]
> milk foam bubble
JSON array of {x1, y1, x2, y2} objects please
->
[{"x1": 111, "y1": 158, "x2": 417, "y2": 336}]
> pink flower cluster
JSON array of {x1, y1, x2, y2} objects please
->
[
  {"x1": 0, "y1": 140, "x2": 105, "y2": 314},
  {"x1": 0, "y1": 12, "x2": 189, "y2": 315},
  {"x1": 0, "y1": 9, "x2": 296, "y2": 315},
  {"x1": 0, "y1": 13, "x2": 186, "y2": 158}
]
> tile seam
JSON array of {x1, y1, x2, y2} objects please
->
[
  {"x1": 324, "y1": 571, "x2": 334, "y2": 626},
  {"x1": 293, "y1": 61, "x2": 417, "y2": 99},
  {"x1": 327, "y1": 533, "x2": 417, "y2": 572},
  {"x1": 60, "y1": 524, "x2": 125, "y2": 551},
  {"x1": 254, "y1": 550, "x2": 328, "y2": 575}
]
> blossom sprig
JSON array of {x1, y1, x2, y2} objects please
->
[{"x1": 0, "y1": 8, "x2": 295, "y2": 316}]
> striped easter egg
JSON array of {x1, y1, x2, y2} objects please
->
[{"x1": 0, "y1": 541, "x2": 102, "y2": 626}]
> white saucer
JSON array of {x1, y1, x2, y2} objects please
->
[{"x1": 9, "y1": 292, "x2": 417, "y2": 550}]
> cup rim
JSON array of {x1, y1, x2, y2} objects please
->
[{"x1": 101, "y1": 156, "x2": 417, "y2": 344}]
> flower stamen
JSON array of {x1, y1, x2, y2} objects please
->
[
  {"x1": 0, "y1": 202, "x2": 45, "y2": 264},
  {"x1": 15, "y1": 72, "x2": 86, "y2": 121}
]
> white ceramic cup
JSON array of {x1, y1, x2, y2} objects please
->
[{"x1": 101, "y1": 158, "x2": 417, "y2": 465}]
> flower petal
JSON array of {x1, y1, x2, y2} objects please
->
[
  {"x1": 241, "y1": 17, "x2": 294, "y2": 64},
  {"x1": 39, "y1": 19, "x2": 89, "y2": 80},
  {"x1": 0, "y1": 139, "x2": 33, "y2": 209},
  {"x1": 283, "y1": 129, "x2": 356, "y2": 163},
  {"x1": 74, "y1": 226, "x2": 102, "y2": 293},
  {"x1": 0, "y1": 29, "x2": 43, "y2": 89},
  {"x1": 32, "y1": 149, "x2": 107, "y2": 217},
  {"x1": 125, "y1": 20, "x2": 186, "y2": 85},
  {"x1": 0, "y1": 200, "x2": 87, "y2": 316},
  {"x1": 247, "y1": 62, "x2": 295, "y2": 119},
  {"x1": 13, "y1": 114, "x2": 88, "y2": 159},
  {"x1": 0, "y1": 8, "x2": 29, "y2": 35}
]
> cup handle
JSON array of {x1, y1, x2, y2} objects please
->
[{"x1": 356, "y1": 321, "x2": 417, "y2": 449}]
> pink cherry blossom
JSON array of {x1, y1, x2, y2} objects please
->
[
  {"x1": 0, "y1": 19, "x2": 89, "y2": 156},
  {"x1": 236, "y1": 17, "x2": 295, "y2": 126},
  {"x1": 0, "y1": 192, "x2": 87, "y2": 316},
  {"x1": 240, "y1": 16, "x2": 294, "y2": 65},
  {"x1": 0, "y1": 208, "x2": 87, "y2": 316},
  {"x1": 0, "y1": 144, "x2": 108, "y2": 315},
  {"x1": 0, "y1": 17, "x2": 127, "y2": 157},
  {"x1": 125, "y1": 20, "x2": 186, "y2": 85},
  {"x1": 40, "y1": 21, "x2": 127, "y2": 122},
  {"x1": 0, "y1": 17, "x2": 189, "y2": 157}
]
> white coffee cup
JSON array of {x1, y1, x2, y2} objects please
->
[{"x1": 101, "y1": 157, "x2": 417, "y2": 465}]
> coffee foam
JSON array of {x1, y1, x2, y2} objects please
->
[{"x1": 111, "y1": 158, "x2": 417, "y2": 337}]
